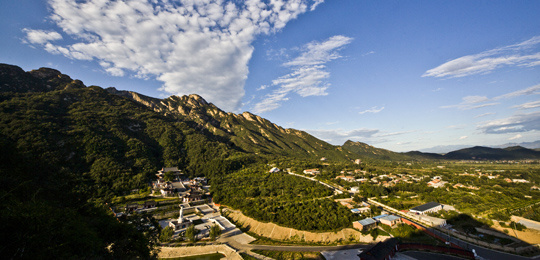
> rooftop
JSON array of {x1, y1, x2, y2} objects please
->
[
  {"x1": 411, "y1": 201, "x2": 441, "y2": 212},
  {"x1": 380, "y1": 215, "x2": 401, "y2": 222},
  {"x1": 357, "y1": 218, "x2": 376, "y2": 226}
]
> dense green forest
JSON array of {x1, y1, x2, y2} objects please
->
[
  {"x1": 212, "y1": 165, "x2": 358, "y2": 231},
  {"x1": 0, "y1": 64, "x2": 258, "y2": 258},
  {"x1": 0, "y1": 134, "x2": 159, "y2": 258}
]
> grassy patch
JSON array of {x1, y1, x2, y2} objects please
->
[{"x1": 239, "y1": 253, "x2": 258, "y2": 260}]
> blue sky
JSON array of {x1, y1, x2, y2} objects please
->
[{"x1": 1, "y1": 0, "x2": 539, "y2": 152}]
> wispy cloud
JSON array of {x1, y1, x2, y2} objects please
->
[
  {"x1": 459, "y1": 136, "x2": 468, "y2": 140},
  {"x1": 423, "y1": 36, "x2": 540, "y2": 78},
  {"x1": 478, "y1": 111, "x2": 540, "y2": 134},
  {"x1": 442, "y1": 84, "x2": 540, "y2": 111},
  {"x1": 475, "y1": 112, "x2": 495, "y2": 118},
  {"x1": 252, "y1": 35, "x2": 352, "y2": 113},
  {"x1": 493, "y1": 84, "x2": 540, "y2": 100},
  {"x1": 305, "y1": 128, "x2": 379, "y2": 145},
  {"x1": 513, "y1": 100, "x2": 540, "y2": 110},
  {"x1": 509, "y1": 134, "x2": 522, "y2": 140},
  {"x1": 362, "y1": 50, "x2": 375, "y2": 56},
  {"x1": 441, "y1": 96, "x2": 498, "y2": 110},
  {"x1": 305, "y1": 128, "x2": 414, "y2": 145},
  {"x1": 23, "y1": 0, "x2": 324, "y2": 111},
  {"x1": 358, "y1": 106, "x2": 385, "y2": 114}
]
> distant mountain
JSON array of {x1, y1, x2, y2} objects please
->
[
  {"x1": 342, "y1": 140, "x2": 410, "y2": 160},
  {"x1": 419, "y1": 141, "x2": 540, "y2": 154},
  {"x1": 403, "y1": 150, "x2": 445, "y2": 160},
  {"x1": 494, "y1": 140, "x2": 540, "y2": 150},
  {"x1": 444, "y1": 146, "x2": 540, "y2": 160},
  {"x1": 342, "y1": 140, "x2": 444, "y2": 161},
  {"x1": 418, "y1": 145, "x2": 471, "y2": 154}
]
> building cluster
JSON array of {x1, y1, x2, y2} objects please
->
[
  {"x1": 152, "y1": 167, "x2": 208, "y2": 203},
  {"x1": 353, "y1": 214, "x2": 403, "y2": 231}
]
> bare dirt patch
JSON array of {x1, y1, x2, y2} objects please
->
[
  {"x1": 227, "y1": 210, "x2": 387, "y2": 244},
  {"x1": 491, "y1": 221, "x2": 540, "y2": 245}
]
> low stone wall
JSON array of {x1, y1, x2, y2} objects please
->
[{"x1": 158, "y1": 244, "x2": 242, "y2": 260}]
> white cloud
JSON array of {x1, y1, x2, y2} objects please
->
[
  {"x1": 22, "y1": 29, "x2": 62, "y2": 44},
  {"x1": 513, "y1": 100, "x2": 540, "y2": 110},
  {"x1": 252, "y1": 35, "x2": 352, "y2": 113},
  {"x1": 478, "y1": 111, "x2": 540, "y2": 134},
  {"x1": 358, "y1": 106, "x2": 385, "y2": 114},
  {"x1": 423, "y1": 36, "x2": 540, "y2": 78},
  {"x1": 459, "y1": 136, "x2": 468, "y2": 140},
  {"x1": 509, "y1": 134, "x2": 522, "y2": 140},
  {"x1": 24, "y1": 0, "x2": 324, "y2": 111}
]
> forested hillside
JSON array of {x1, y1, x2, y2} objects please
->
[
  {"x1": 0, "y1": 63, "x2": 357, "y2": 257},
  {"x1": 0, "y1": 64, "x2": 255, "y2": 258},
  {"x1": 108, "y1": 88, "x2": 356, "y2": 161}
]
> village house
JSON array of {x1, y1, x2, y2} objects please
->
[
  {"x1": 379, "y1": 215, "x2": 402, "y2": 227},
  {"x1": 513, "y1": 179, "x2": 530, "y2": 183},
  {"x1": 157, "y1": 167, "x2": 183, "y2": 180},
  {"x1": 180, "y1": 187, "x2": 203, "y2": 203},
  {"x1": 351, "y1": 207, "x2": 371, "y2": 214},
  {"x1": 351, "y1": 186, "x2": 360, "y2": 193},
  {"x1": 269, "y1": 167, "x2": 280, "y2": 173},
  {"x1": 354, "y1": 159, "x2": 362, "y2": 164},
  {"x1": 353, "y1": 218, "x2": 377, "y2": 231},
  {"x1": 427, "y1": 178, "x2": 447, "y2": 188},
  {"x1": 336, "y1": 175, "x2": 356, "y2": 182},
  {"x1": 303, "y1": 168, "x2": 320, "y2": 175}
]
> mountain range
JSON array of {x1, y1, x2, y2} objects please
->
[{"x1": 1, "y1": 62, "x2": 539, "y2": 166}]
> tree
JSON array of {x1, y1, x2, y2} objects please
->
[
  {"x1": 185, "y1": 225, "x2": 199, "y2": 242},
  {"x1": 164, "y1": 171, "x2": 174, "y2": 181},
  {"x1": 159, "y1": 226, "x2": 174, "y2": 242},
  {"x1": 209, "y1": 224, "x2": 222, "y2": 241}
]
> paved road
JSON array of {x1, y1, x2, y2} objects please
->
[{"x1": 226, "y1": 240, "x2": 368, "y2": 252}]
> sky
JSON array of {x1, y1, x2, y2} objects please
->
[{"x1": 1, "y1": 0, "x2": 539, "y2": 153}]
